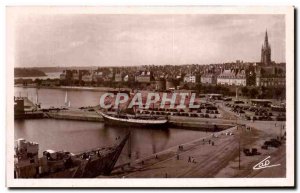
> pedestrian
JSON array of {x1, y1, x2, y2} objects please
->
[
  {"x1": 155, "y1": 155, "x2": 158, "y2": 159},
  {"x1": 188, "y1": 156, "x2": 191, "y2": 162},
  {"x1": 208, "y1": 140, "x2": 211, "y2": 144},
  {"x1": 191, "y1": 157, "x2": 195, "y2": 163}
]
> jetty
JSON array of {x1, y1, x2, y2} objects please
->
[{"x1": 44, "y1": 109, "x2": 235, "y2": 131}]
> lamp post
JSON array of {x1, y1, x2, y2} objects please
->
[
  {"x1": 236, "y1": 121, "x2": 244, "y2": 170},
  {"x1": 239, "y1": 138, "x2": 241, "y2": 170},
  {"x1": 238, "y1": 124, "x2": 241, "y2": 170}
]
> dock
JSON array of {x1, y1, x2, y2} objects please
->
[
  {"x1": 46, "y1": 109, "x2": 103, "y2": 122},
  {"x1": 43, "y1": 109, "x2": 235, "y2": 131}
]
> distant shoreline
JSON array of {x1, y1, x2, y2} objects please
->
[
  {"x1": 15, "y1": 68, "x2": 47, "y2": 77},
  {"x1": 14, "y1": 85, "x2": 131, "y2": 92},
  {"x1": 15, "y1": 75, "x2": 47, "y2": 78}
]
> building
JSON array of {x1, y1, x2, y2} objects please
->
[
  {"x1": 245, "y1": 64, "x2": 256, "y2": 86},
  {"x1": 155, "y1": 79, "x2": 166, "y2": 91},
  {"x1": 81, "y1": 72, "x2": 93, "y2": 82},
  {"x1": 72, "y1": 71, "x2": 79, "y2": 81},
  {"x1": 256, "y1": 65, "x2": 286, "y2": 87},
  {"x1": 217, "y1": 69, "x2": 246, "y2": 86},
  {"x1": 235, "y1": 69, "x2": 247, "y2": 86},
  {"x1": 135, "y1": 71, "x2": 152, "y2": 83},
  {"x1": 261, "y1": 31, "x2": 272, "y2": 65},
  {"x1": 92, "y1": 71, "x2": 103, "y2": 82},
  {"x1": 79, "y1": 70, "x2": 89, "y2": 81},
  {"x1": 166, "y1": 80, "x2": 176, "y2": 90},
  {"x1": 59, "y1": 72, "x2": 66, "y2": 80},
  {"x1": 183, "y1": 74, "x2": 197, "y2": 83},
  {"x1": 217, "y1": 69, "x2": 235, "y2": 85},
  {"x1": 59, "y1": 70, "x2": 74, "y2": 85},
  {"x1": 256, "y1": 30, "x2": 286, "y2": 87},
  {"x1": 201, "y1": 73, "x2": 217, "y2": 84},
  {"x1": 114, "y1": 73, "x2": 123, "y2": 82},
  {"x1": 60, "y1": 70, "x2": 74, "y2": 81}
]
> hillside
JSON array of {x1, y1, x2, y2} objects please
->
[{"x1": 14, "y1": 68, "x2": 47, "y2": 77}]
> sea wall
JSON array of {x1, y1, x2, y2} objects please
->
[
  {"x1": 168, "y1": 116, "x2": 235, "y2": 130},
  {"x1": 46, "y1": 110, "x2": 103, "y2": 122},
  {"x1": 45, "y1": 110, "x2": 235, "y2": 131}
]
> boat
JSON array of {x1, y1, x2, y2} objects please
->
[
  {"x1": 73, "y1": 133, "x2": 129, "y2": 178},
  {"x1": 64, "y1": 91, "x2": 71, "y2": 108},
  {"x1": 97, "y1": 110, "x2": 168, "y2": 128},
  {"x1": 14, "y1": 134, "x2": 129, "y2": 178}
]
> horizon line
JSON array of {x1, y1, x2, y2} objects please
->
[{"x1": 14, "y1": 61, "x2": 286, "y2": 69}]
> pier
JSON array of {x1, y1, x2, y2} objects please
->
[
  {"x1": 37, "y1": 108, "x2": 235, "y2": 131},
  {"x1": 46, "y1": 109, "x2": 103, "y2": 122}
]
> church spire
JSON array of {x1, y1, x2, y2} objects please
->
[
  {"x1": 264, "y1": 30, "x2": 269, "y2": 47},
  {"x1": 261, "y1": 29, "x2": 271, "y2": 65}
]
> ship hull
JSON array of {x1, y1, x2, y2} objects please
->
[
  {"x1": 74, "y1": 133, "x2": 129, "y2": 178},
  {"x1": 99, "y1": 111, "x2": 168, "y2": 128},
  {"x1": 40, "y1": 166, "x2": 80, "y2": 178},
  {"x1": 15, "y1": 163, "x2": 82, "y2": 178}
]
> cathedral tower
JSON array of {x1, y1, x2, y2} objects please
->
[{"x1": 261, "y1": 30, "x2": 271, "y2": 65}]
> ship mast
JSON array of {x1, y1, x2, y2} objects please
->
[
  {"x1": 127, "y1": 132, "x2": 131, "y2": 158},
  {"x1": 36, "y1": 89, "x2": 39, "y2": 105}
]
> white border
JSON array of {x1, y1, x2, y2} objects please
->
[{"x1": 5, "y1": 6, "x2": 294, "y2": 188}]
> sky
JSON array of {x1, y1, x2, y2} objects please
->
[{"x1": 13, "y1": 14, "x2": 285, "y2": 67}]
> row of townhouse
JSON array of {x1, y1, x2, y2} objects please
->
[
  {"x1": 216, "y1": 69, "x2": 247, "y2": 86},
  {"x1": 200, "y1": 69, "x2": 246, "y2": 86},
  {"x1": 60, "y1": 64, "x2": 285, "y2": 88}
]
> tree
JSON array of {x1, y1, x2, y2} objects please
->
[
  {"x1": 35, "y1": 78, "x2": 42, "y2": 86},
  {"x1": 274, "y1": 87, "x2": 285, "y2": 100},
  {"x1": 241, "y1": 87, "x2": 249, "y2": 97},
  {"x1": 249, "y1": 88, "x2": 259, "y2": 98}
]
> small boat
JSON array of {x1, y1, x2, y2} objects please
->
[
  {"x1": 97, "y1": 111, "x2": 168, "y2": 128},
  {"x1": 64, "y1": 91, "x2": 71, "y2": 108}
]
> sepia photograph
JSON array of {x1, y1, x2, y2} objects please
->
[{"x1": 6, "y1": 6, "x2": 294, "y2": 187}]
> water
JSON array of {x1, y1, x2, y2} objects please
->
[
  {"x1": 14, "y1": 87, "x2": 210, "y2": 164},
  {"x1": 15, "y1": 87, "x2": 102, "y2": 108}
]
